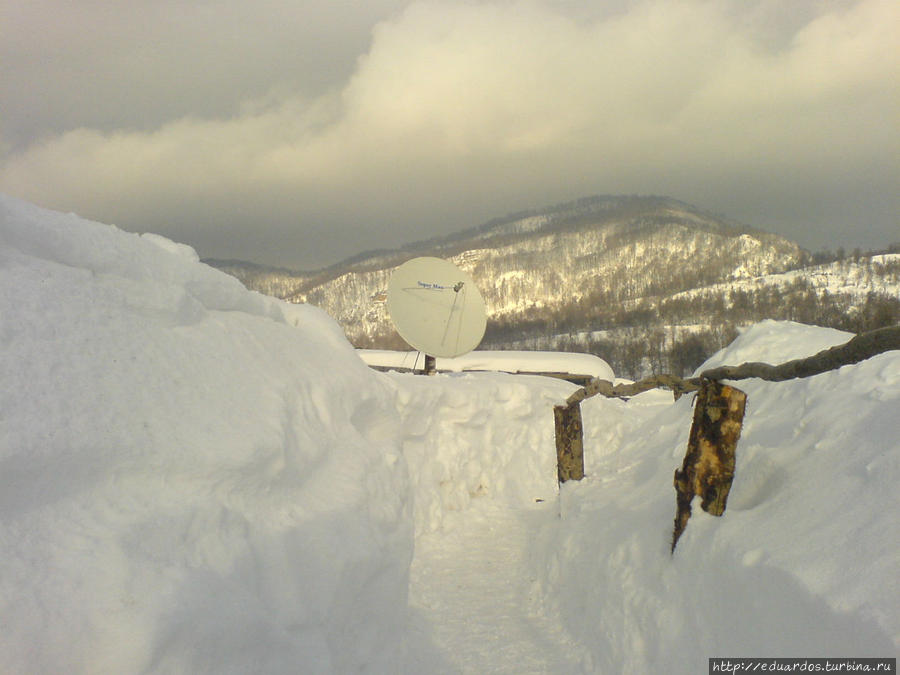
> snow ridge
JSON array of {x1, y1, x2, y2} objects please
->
[{"x1": 0, "y1": 194, "x2": 411, "y2": 674}]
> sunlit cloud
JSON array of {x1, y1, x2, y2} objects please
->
[{"x1": 1, "y1": 0, "x2": 897, "y2": 267}]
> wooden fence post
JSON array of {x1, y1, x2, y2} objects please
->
[
  {"x1": 554, "y1": 402, "x2": 585, "y2": 483},
  {"x1": 423, "y1": 354, "x2": 437, "y2": 375},
  {"x1": 671, "y1": 379, "x2": 747, "y2": 552}
]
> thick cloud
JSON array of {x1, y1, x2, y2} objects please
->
[{"x1": 1, "y1": 0, "x2": 897, "y2": 268}]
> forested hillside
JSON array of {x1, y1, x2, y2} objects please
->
[{"x1": 208, "y1": 196, "x2": 900, "y2": 379}]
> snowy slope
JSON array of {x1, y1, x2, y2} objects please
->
[
  {"x1": 0, "y1": 195, "x2": 412, "y2": 673},
  {"x1": 530, "y1": 321, "x2": 899, "y2": 672},
  {"x1": 674, "y1": 255, "x2": 900, "y2": 306},
  {"x1": 292, "y1": 216, "x2": 801, "y2": 345},
  {"x1": 2, "y1": 195, "x2": 897, "y2": 674}
]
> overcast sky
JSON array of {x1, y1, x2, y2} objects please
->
[{"x1": 1, "y1": 0, "x2": 897, "y2": 269}]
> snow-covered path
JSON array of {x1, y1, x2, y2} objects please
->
[{"x1": 403, "y1": 502, "x2": 587, "y2": 674}]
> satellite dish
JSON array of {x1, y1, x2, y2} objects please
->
[{"x1": 386, "y1": 257, "x2": 487, "y2": 359}]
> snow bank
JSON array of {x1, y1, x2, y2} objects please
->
[
  {"x1": 0, "y1": 195, "x2": 411, "y2": 674},
  {"x1": 381, "y1": 371, "x2": 576, "y2": 535},
  {"x1": 531, "y1": 320, "x2": 899, "y2": 673}
]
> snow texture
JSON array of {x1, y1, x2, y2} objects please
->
[
  {"x1": 1, "y1": 194, "x2": 897, "y2": 674},
  {"x1": 0, "y1": 195, "x2": 411, "y2": 673}
]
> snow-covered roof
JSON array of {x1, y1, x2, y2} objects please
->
[{"x1": 358, "y1": 349, "x2": 615, "y2": 380}]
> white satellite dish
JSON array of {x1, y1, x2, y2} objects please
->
[{"x1": 386, "y1": 257, "x2": 487, "y2": 359}]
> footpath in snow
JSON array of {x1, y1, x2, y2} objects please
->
[
  {"x1": 404, "y1": 502, "x2": 585, "y2": 674},
  {"x1": 381, "y1": 321, "x2": 898, "y2": 673}
]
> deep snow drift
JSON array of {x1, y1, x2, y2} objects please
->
[
  {"x1": 1, "y1": 195, "x2": 897, "y2": 674},
  {"x1": 0, "y1": 195, "x2": 412, "y2": 673}
]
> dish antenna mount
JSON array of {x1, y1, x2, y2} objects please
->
[{"x1": 386, "y1": 257, "x2": 487, "y2": 373}]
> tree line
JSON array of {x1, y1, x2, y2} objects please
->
[{"x1": 482, "y1": 275, "x2": 900, "y2": 380}]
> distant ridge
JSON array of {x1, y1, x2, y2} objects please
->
[
  {"x1": 208, "y1": 195, "x2": 899, "y2": 378},
  {"x1": 209, "y1": 195, "x2": 750, "y2": 275}
]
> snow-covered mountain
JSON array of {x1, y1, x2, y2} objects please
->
[
  {"x1": 210, "y1": 195, "x2": 899, "y2": 378},
  {"x1": 212, "y1": 196, "x2": 800, "y2": 336}
]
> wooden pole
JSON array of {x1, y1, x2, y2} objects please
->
[
  {"x1": 672, "y1": 379, "x2": 747, "y2": 552},
  {"x1": 423, "y1": 354, "x2": 437, "y2": 375},
  {"x1": 564, "y1": 325, "x2": 900, "y2": 406},
  {"x1": 554, "y1": 402, "x2": 585, "y2": 483},
  {"x1": 701, "y1": 324, "x2": 900, "y2": 383}
]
